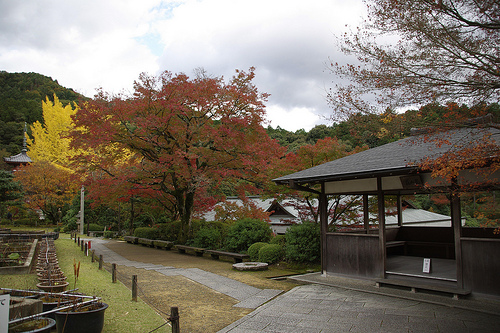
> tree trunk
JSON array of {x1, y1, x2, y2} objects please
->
[{"x1": 175, "y1": 190, "x2": 195, "y2": 244}]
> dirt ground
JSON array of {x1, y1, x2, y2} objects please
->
[{"x1": 102, "y1": 240, "x2": 301, "y2": 333}]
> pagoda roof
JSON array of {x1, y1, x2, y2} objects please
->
[{"x1": 4, "y1": 150, "x2": 32, "y2": 164}]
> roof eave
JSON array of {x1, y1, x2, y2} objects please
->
[{"x1": 273, "y1": 166, "x2": 420, "y2": 186}]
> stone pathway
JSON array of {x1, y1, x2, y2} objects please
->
[
  {"x1": 219, "y1": 284, "x2": 499, "y2": 333},
  {"x1": 87, "y1": 238, "x2": 282, "y2": 309},
  {"x1": 85, "y1": 238, "x2": 499, "y2": 332}
]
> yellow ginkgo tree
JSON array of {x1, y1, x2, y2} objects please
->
[{"x1": 26, "y1": 94, "x2": 78, "y2": 169}]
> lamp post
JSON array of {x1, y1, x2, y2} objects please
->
[{"x1": 80, "y1": 185, "x2": 85, "y2": 235}]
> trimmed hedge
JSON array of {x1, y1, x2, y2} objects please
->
[
  {"x1": 133, "y1": 227, "x2": 159, "y2": 240},
  {"x1": 189, "y1": 227, "x2": 221, "y2": 249},
  {"x1": 248, "y1": 242, "x2": 268, "y2": 261},
  {"x1": 258, "y1": 244, "x2": 284, "y2": 264},
  {"x1": 224, "y1": 218, "x2": 272, "y2": 253},
  {"x1": 285, "y1": 222, "x2": 320, "y2": 263}
]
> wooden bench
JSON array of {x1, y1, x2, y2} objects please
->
[
  {"x1": 375, "y1": 278, "x2": 471, "y2": 300},
  {"x1": 124, "y1": 236, "x2": 138, "y2": 244},
  {"x1": 137, "y1": 238, "x2": 154, "y2": 247},
  {"x1": 386, "y1": 240, "x2": 407, "y2": 255},
  {"x1": 386, "y1": 241, "x2": 454, "y2": 258},
  {"x1": 153, "y1": 240, "x2": 174, "y2": 250},
  {"x1": 205, "y1": 250, "x2": 249, "y2": 263},
  {"x1": 175, "y1": 245, "x2": 205, "y2": 256}
]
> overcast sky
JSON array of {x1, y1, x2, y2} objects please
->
[{"x1": 0, "y1": 0, "x2": 366, "y2": 131}]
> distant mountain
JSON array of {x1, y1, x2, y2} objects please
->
[{"x1": 0, "y1": 71, "x2": 85, "y2": 158}]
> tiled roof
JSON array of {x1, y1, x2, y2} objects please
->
[
  {"x1": 274, "y1": 126, "x2": 499, "y2": 184},
  {"x1": 4, "y1": 150, "x2": 32, "y2": 164}
]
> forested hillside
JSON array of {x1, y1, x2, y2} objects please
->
[
  {"x1": 1, "y1": 71, "x2": 498, "y2": 160},
  {"x1": 0, "y1": 71, "x2": 83, "y2": 156},
  {"x1": 267, "y1": 103, "x2": 500, "y2": 152}
]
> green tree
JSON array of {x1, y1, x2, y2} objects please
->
[{"x1": 0, "y1": 170, "x2": 23, "y2": 218}]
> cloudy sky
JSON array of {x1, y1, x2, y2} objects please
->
[{"x1": 1, "y1": 0, "x2": 366, "y2": 131}]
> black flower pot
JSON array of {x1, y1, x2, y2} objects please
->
[
  {"x1": 55, "y1": 302, "x2": 108, "y2": 333},
  {"x1": 9, "y1": 317, "x2": 56, "y2": 333}
]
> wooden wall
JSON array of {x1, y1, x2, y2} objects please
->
[
  {"x1": 462, "y1": 237, "x2": 500, "y2": 296},
  {"x1": 325, "y1": 233, "x2": 382, "y2": 278}
]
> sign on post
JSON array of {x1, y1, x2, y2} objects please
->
[
  {"x1": 0, "y1": 293, "x2": 10, "y2": 333},
  {"x1": 423, "y1": 258, "x2": 431, "y2": 273}
]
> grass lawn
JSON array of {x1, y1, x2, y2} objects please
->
[{"x1": 1, "y1": 234, "x2": 168, "y2": 333}]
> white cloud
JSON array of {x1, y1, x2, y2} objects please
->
[{"x1": 0, "y1": 0, "x2": 366, "y2": 130}]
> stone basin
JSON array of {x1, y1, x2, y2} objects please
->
[{"x1": 232, "y1": 262, "x2": 268, "y2": 271}]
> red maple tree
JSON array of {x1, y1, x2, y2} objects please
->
[{"x1": 70, "y1": 68, "x2": 284, "y2": 242}]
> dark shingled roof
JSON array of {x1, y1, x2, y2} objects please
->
[{"x1": 273, "y1": 126, "x2": 500, "y2": 185}]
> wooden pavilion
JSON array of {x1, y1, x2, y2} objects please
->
[{"x1": 274, "y1": 125, "x2": 500, "y2": 298}]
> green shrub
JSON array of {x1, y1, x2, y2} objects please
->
[
  {"x1": 189, "y1": 227, "x2": 221, "y2": 249},
  {"x1": 285, "y1": 222, "x2": 320, "y2": 264},
  {"x1": 133, "y1": 227, "x2": 159, "y2": 240},
  {"x1": 14, "y1": 218, "x2": 38, "y2": 226},
  {"x1": 224, "y1": 218, "x2": 272, "y2": 253},
  {"x1": 62, "y1": 221, "x2": 77, "y2": 233},
  {"x1": 86, "y1": 223, "x2": 103, "y2": 232},
  {"x1": 103, "y1": 231, "x2": 116, "y2": 239},
  {"x1": 270, "y1": 234, "x2": 286, "y2": 247},
  {"x1": 258, "y1": 244, "x2": 284, "y2": 264},
  {"x1": 247, "y1": 242, "x2": 268, "y2": 261},
  {"x1": 157, "y1": 221, "x2": 181, "y2": 241}
]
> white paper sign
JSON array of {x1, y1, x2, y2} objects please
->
[
  {"x1": 0, "y1": 293, "x2": 10, "y2": 333},
  {"x1": 423, "y1": 258, "x2": 431, "y2": 273}
]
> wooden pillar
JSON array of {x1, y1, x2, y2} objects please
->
[
  {"x1": 363, "y1": 194, "x2": 369, "y2": 233},
  {"x1": 451, "y1": 189, "x2": 463, "y2": 289},
  {"x1": 132, "y1": 275, "x2": 138, "y2": 301},
  {"x1": 320, "y1": 183, "x2": 328, "y2": 276},
  {"x1": 377, "y1": 177, "x2": 386, "y2": 278},
  {"x1": 397, "y1": 195, "x2": 403, "y2": 227}
]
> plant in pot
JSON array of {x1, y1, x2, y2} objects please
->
[
  {"x1": 53, "y1": 259, "x2": 108, "y2": 333},
  {"x1": 8, "y1": 316, "x2": 56, "y2": 333},
  {"x1": 54, "y1": 298, "x2": 108, "y2": 333}
]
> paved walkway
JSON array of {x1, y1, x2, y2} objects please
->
[
  {"x1": 88, "y1": 238, "x2": 282, "y2": 309},
  {"x1": 88, "y1": 238, "x2": 500, "y2": 333}
]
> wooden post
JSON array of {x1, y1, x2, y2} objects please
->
[
  {"x1": 451, "y1": 187, "x2": 463, "y2": 289},
  {"x1": 363, "y1": 194, "x2": 369, "y2": 233},
  {"x1": 91, "y1": 250, "x2": 95, "y2": 262},
  {"x1": 377, "y1": 177, "x2": 386, "y2": 278},
  {"x1": 74, "y1": 234, "x2": 77, "y2": 243},
  {"x1": 397, "y1": 195, "x2": 403, "y2": 227},
  {"x1": 99, "y1": 255, "x2": 103, "y2": 270},
  {"x1": 319, "y1": 183, "x2": 328, "y2": 276},
  {"x1": 170, "y1": 306, "x2": 180, "y2": 333},
  {"x1": 132, "y1": 275, "x2": 137, "y2": 301},
  {"x1": 77, "y1": 237, "x2": 80, "y2": 246},
  {"x1": 84, "y1": 242, "x2": 88, "y2": 256},
  {"x1": 112, "y1": 263, "x2": 117, "y2": 283},
  {"x1": 81, "y1": 241, "x2": 84, "y2": 252}
]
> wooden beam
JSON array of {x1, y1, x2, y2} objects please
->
[
  {"x1": 288, "y1": 180, "x2": 321, "y2": 195},
  {"x1": 397, "y1": 195, "x2": 403, "y2": 227},
  {"x1": 320, "y1": 183, "x2": 328, "y2": 276},
  {"x1": 363, "y1": 194, "x2": 369, "y2": 233},
  {"x1": 377, "y1": 177, "x2": 386, "y2": 278},
  {"x1": 451, "y1": 188, "x2": 463, "y2": 289}
]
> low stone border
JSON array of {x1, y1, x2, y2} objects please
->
[{"x1": 232, "y1": 262, "x2": 268, "y2": 271}]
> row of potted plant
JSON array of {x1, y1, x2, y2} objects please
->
[
  {"x1": 35, "y1": 239, "x2": 69, "y2": 293},
  {"x1": 7, "y1": 237, "x2": 108, "y2": 332}
]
